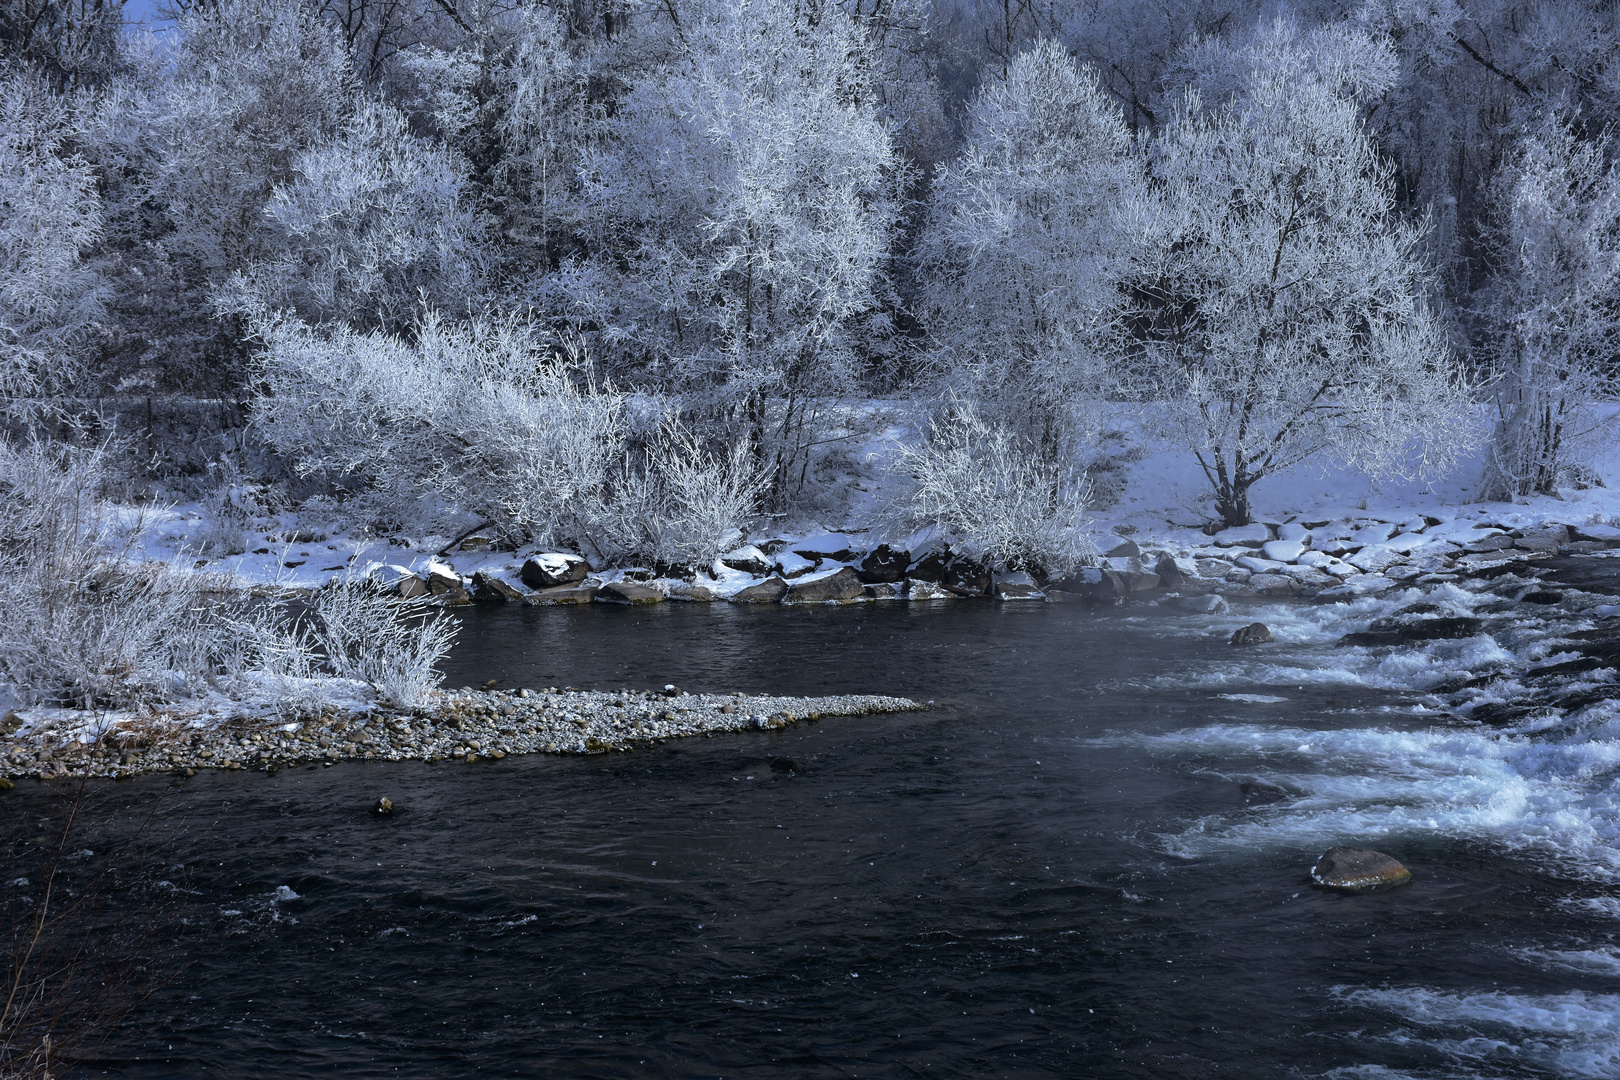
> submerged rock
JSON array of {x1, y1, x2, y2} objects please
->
[
  {"x1": 525, "y1": 583, "x2": 598, "y2": 604},
  {"x1": 1310, "y1": 847, "x2": 1412, "y2": 893},
  {"x1": 1229, "y1": 622, "x2": 1273, "y2": 646}
]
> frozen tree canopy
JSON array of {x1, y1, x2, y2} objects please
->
[{"x1": 1, "y1": 0, "x2": 1616, "y2": 558}]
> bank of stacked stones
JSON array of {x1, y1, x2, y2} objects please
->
[
  {"x1": 0, "y1": 689, "x2": 923, "y2": 782},
  {"x1": 401, "y1": 518, "x2": 1620, "y2": 608}
]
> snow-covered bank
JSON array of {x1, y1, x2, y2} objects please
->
[{"x1": 0, "y1": 688, "x2": 924, "y2": 782}]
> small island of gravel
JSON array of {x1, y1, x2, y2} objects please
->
[{"x1": 0, "y1": 689, "x2": 925, "y2": 782}]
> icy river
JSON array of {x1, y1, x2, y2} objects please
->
[{"x1": 41, "y1": 567, "x2": 1620, "y2": 1078}]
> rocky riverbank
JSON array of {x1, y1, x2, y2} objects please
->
[
  {"x1": 375, "y1": 514, "x2": 1620, "y2": 609},
  {"x1": 0, "y1": 689, "x2": 924, "y2": 782}
]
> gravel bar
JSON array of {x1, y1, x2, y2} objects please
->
[{"x1": 0, "y1": 688, "x2": 926, "y2": 781}]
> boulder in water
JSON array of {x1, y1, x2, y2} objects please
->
[
  {"x1": 1229, "y1": 622, "x2": 1273, "y2": 646},
  {"x1": 373, "y1": 797, "x2": 395, "y2": 816},
  {"x1": 1310, "y1": 847, "x2": 1412, "y2": 893}
]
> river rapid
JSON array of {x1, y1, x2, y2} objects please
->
[{"x1": 22, "y1": 571, "x2": 1620, "y2": 1079}]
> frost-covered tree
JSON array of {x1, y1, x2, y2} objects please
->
[
  {"x1": 1136, "y1": 21, "x2": 1470, "y2": 526},
  {"x1": 1481, "y1": 113, "x2": 1620, "y2": 499},
  {"x1": 0, "y1": 68, "x2": 105, "y2": 405},
  {"x1": 917, "y1": 39, "x2": 1141, "y2": 457},
  {"x1": 226, "y1": 96, "x2": 490, "y2": 332},
  {"x1": 560, "y1": 0, "x2": 905, "y2": 500},
  {"x1": 133, "y1": 0, "x2": 357, "y2": 384}
]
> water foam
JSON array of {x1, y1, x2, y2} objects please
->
[{"x1": 1336, "y1": 986, "x2": 1620, "y2": 1079}]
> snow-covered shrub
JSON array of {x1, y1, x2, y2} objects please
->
[
  {"x1": 1481, "y1": 113, "x2": 1620, "y2": 499},
  {"x1": 1135, "y1": 20, "x2": 1472, "y2": 526},
  {"x1": 585, "y1": 420, "x2": 767, "y2": 569},
  {"x1": 0, "y1": 439, "x2": 237, "y2": 708},
  {"x1": 0, "y1": 68, "x2": 106, "y2": 406},
  {"x1": 310, "y1": 579, "x2": 457, "y2": 709},
  {"x1": 249, "y1": 309, "x2": 625, "y2": 541},
  {"x1": 884, "y1": 401, "x2": 1095, "y2": 575}
]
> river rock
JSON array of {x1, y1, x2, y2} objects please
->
[
  {"x1": 471, "y1": 572, "x2": 526, "y2": 602},
  {"x1": 907, "y1": 550, "x2": 950, "y2": 583},
  {"x1": 857, "y1": 544, "x2": 910, "y2": 583},
  {"x1": 1310, "y1": 847, "x2": 1412, "y2": 893},
  {"x1": 1261, "y1": 539, "x2": 1306, "y2": 563},
  {"x1": 1213, "y1": 523, "x2": 1272, "y2": 547},
  {"x1": 1168, "y1": 593, "x2": 1228, "y2": 613},
  {"x1": 597, "y1": 581, "x2": 663, "y2": 605},
  {"x1": 1463, "y1": 533, "x2": 1517, "y2": 554},
  {"x1": 906, "y1": 578, "x2": 952, "y2": 600},
  {"x1": 942, "y1": 556, "x2": 992, "y2": 597},
  {"x1": 1235, "y1": 555, "x2": 1288, "y2": 574},
  {"x1": 1250, "y1": 575, "x2": 1300, "y2": 597},
  {"x1": 521, "y1": 553, "x2": 589, "y2": 589},
  {"x1": 1154, "y1": 554, "x2": 1185, "y2": 588},
  {"x1": 1103, "y1": 536, "x2": 1141, "y2": 558},
  {"x1": 373, "y1": 797, "x2": 395, "y2": 816},
  {"x1": 992, "y1": 571, "x2": 1043, "y2": 600},
  {"x1": 719, "y1": 545, "x2": 771, "y2": 575},
  {"x1": 1229, "y1": 622, "x2": 1273, "y2": 646},
  {"x1": 732, "y1": 577, "x2": 788, "y2": 603},
  {"x1": 792, "y1": 532, "x2": 856, "y2": 562},
  {"x1": 774, "y1": 552, "x2": 819, "y2": 579},
  {"x1": 1572, "y1": 523, "x2": 1620, "y2": 545},
  {"x1": 1346, "y1": 545, "x2": 1407, "y2": 573},
  {"x1": 665, "y1": 581, "x2": 715, "y2": 602},
  {"x1": 786, "y1": 567, "x2": 864, "y2": 602},
  {"x1": 1515, "y1": 535, "x2": 1562, "y2": 554},
  {"x1": 525, "y1": 583, "x2": 598, "y2": 604},
  {"x1": 394, "y1": 573, "x2": 430, "y2": 599},
  {"x1": 1277, "y1": 522, "x2": 1311, "y2": 542},
  {"x1": 426, "y1": 564, "x2": 471, "y2": 604}
]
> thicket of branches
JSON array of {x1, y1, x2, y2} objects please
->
[{"x1": 3, "y1": 0, "x2": 1618, "y2": 562}]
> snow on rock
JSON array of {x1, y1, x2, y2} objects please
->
[
  {"x1": 1575, "y1": 524, "x2": 1620, "y2": 544},
  {"x1": 718, "y1": 545, "x2": 771, "y2": 575},
  {"x1": 1277, "y1": 522, "x2": 1311, "y2": 542},
  {"x1": 1350, "y1": 522, "x2": 1398, "y2": 547},
  {"x1": 1346, "y1": 545, "x2": 1408, "y2": 573},
  {"x1": 774, "y1": 552, "x2": 819, "y2": 579},
  {"x1": 1235, "y1": 555, "x2": 1289, "y2": 574},
  {"x1": 1261, "y1": 539, "x2": 1306, "y2": 563},
  {"x1": 1213, "y1": 523, "x2": 1272, "y2": 547},
  {"x1": 520, "y1": 553, "x2": 589, "y2": 590},
  {"x1": 792, "y1": 532, "x2": 856, "y2": 561}
]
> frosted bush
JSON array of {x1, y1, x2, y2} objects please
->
[
  {"x1": 884, "y1": 402, "x2": 1095, "y2": 576},
  {"x1": 0, "y1": 440, "x2": 238, "y2": 708},
  {"x1": 585, "y1": 420, "x2": 767, "y2": 569},
  {"x1": 310, "y1": 578, "x2": 457, "y2": 709},
  {"x1": 250, "y1": 309, "x2": 624, "y2": 541}
]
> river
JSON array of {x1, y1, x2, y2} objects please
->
[{"x1": 20, "y1": 581, "x2": 1620, "y2": 1078}]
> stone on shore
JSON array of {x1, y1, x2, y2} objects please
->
[
  {"x1": 992, "y1": 571, "x2": 1043, "y2": 600},
  {"x1": 597, "y1": 581, "x2": 664, "y2": 605},
  {"x1": 521, "y1": 553, "x2": 589, "y2": 589},
  {"x1": 732, "y1": 577, "x2": 788, "y2": 603},
  {"x1": 1213, "y1": 523, "x2": 1271, "y2": 547},
  {"x1": 471, "y1": 571, "x2": 526, "y2": 602},
  {"x1": 786, "y1": 567, "x2": 864, "y2": 602},
  {"x1": 719, "y1": 545, "x2": 772, "y2": 575},
  {"x1": 525, "y1": 583, "x2": 598, "y2": 604},
  {"x1": 1310, "y1": 847, "x2": 1412, "y2": 893},
  {"x1": 857, "y1": 544, "x2": 910, "y2": 583}
]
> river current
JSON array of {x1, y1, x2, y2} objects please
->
[{"x1": 25, "y1": 580, "x2": 1620, "y2": 1078}]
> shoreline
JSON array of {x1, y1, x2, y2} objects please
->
[{"x1": 0, "y1": 689, "x2": 926, "y2": 783}]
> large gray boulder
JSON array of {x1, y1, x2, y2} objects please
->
[
  {"x1": 786, "y1": 567, "x2": 864, "y2": 602},
  {"x1": 732, "y1": 577, "x2": 788, "y2": 603},
  {"x1": 597, "y1": 581, "x2": 663, "y2": 605}
]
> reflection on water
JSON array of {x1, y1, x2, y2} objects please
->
[{"x1": 25, "y1": 595, "x2": 1620, "y2": 1079}]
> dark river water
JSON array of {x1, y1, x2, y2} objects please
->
[{"x1": 19, "y1": 591, "x2": 1620, "y2": 1079}]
